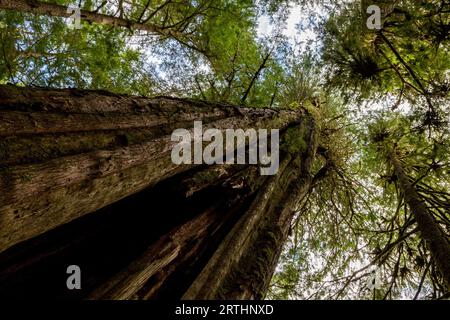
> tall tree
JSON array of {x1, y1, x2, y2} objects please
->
[
  {"x1": 369, "y1": 117, "x2": 450, "y2": 291},
  {"x1": 389, "y1": 147, "x2": 450, "y2": 289},
  {"x1": 0, "y1": 0, "x2": 448, "y2": 301},
  {"x1": 0, "y1": 84, "x2": 322, "y2": 299}
]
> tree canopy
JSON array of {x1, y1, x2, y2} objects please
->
[{"x1": 0, "y1": 0, "x2": 448, "y2": 300}]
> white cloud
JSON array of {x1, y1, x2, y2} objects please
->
[
  {"x1": 257, "y1": 4, "x2": 322, "y2": 52},
  {"x1": 257, "y1": 15, "x2": 273, "y2": 36}
]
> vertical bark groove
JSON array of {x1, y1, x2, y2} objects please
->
[{"x1": 0, "y1": 85, "x2": 319, "y2": 300}]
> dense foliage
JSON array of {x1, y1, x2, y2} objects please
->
[{"x1": 1, "y1": 0, "x2": 448, "y2": 299}]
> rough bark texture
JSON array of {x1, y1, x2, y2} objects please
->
[
  {"x1": 391, "y1": 150, "x2": 450, "y2": 290},
  {"x1": 0, "y1": 84, "x2": 318, "y2": 300},
  {"x1": 183, "y1": 117, "x2": 319, "y2": 300}
]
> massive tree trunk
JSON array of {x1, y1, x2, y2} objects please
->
[
  {"x1": 0, "y1": 85, "x2": 319, "y2": 299},
  {"x1": 390, "y1": 149, "x2": 450, "y2": 289}
]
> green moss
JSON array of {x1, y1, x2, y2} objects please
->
[
  {"x1": 288, "y1": 102, "x2": 300, "y2": 110},
  {"x1": 0, "y1": 129, "x2": 160, "y2": 166},
  {"x1": 302, "y1": 100, "x2": 321, "y2": 120},
  {"x1": 282, "y1": 126, "x2": 308, "y2": 154}
]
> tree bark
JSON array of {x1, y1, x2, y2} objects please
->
[
  {"x1": 390, "y1": 149, "x2": 450, "y2": 289},
  {"x1": 0, "y1": 0, "x2": 181, "y2": 37},
  {"x1": 0, "y1": 85, "x2": 318, "y2": 300}
]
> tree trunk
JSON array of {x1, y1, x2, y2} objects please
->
[
  {"x1": 0, "y1": 0, "x2": 179, "y2": 36},
  {"x1": 0, "y1": 85, "x2": 319, "y2": 299},
  {"x1": 390, "y1": 149, "x2": 450, "y2": 289}
]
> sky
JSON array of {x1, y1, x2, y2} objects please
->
[
  {"x1": 128, "y1": 2, "x2": 329, "y2": 89},
  {"x1": 257, "y1": 4, "x2": 322, "y2": 52}
]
